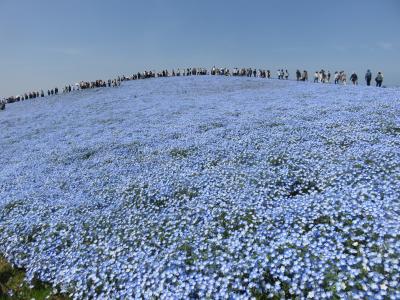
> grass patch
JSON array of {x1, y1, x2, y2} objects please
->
[
  {"x1": 287, "y1": 180, "x2": 322, "y2": 198},
  {"x1": 170, "y1": 148, "x2": 195, "y2": 159},
  {"x1": 216, "y1": 209, "x2": 258, "y2": 239},
  {"x1": 81, "y1": 150, "x2": 96, "y2": 160},
  {"x1": 2, "y1": 200, "x2": 25, "y2": 214},
  {"x1": 198, "y1": 122, "x2": 225, "y2": 133},
  {"x1": 0, "y1": 256, "x2": 68, "y2": 300},
  {"x1": 383, "y1": 125, "x2": 400, "y2": 136},
  {"x1": 174, "y1": 186, "x2": 199, "y2": 200},
  {"x1": 268, "y1": 154, "x2": 287, "y2": 167}
]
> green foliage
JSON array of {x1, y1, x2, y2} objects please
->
[
  {"x1": 383, "y1": 125, "x2": 400, "y2": 135},
  {"x1": 174, "y1": 187, "x2": 199, "y2": 200},
  {"x1": 0, "y1": 257, "x2": 68, "y2": 300},
  {"x1": 170, "y1": 148, "x2": 193, "y2": 158},
  {"x1": 2, "y1": 200, "x2": 25, "y2": 214}
]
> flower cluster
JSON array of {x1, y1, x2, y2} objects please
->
[{"x1": 0, "y1": 76, "x2": 400, "y2": 299}]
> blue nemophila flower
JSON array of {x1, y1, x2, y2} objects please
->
[{"x1": 0, "y1": 77, "x2": 400, "y2": 299}]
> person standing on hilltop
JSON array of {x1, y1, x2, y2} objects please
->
[
  {"x1": 365, "y1": 69, "x2": 372, "y2": 86},
  {"x1": 334, "y1": 72, "x2": 339, "y2": 84},
  {"x1": 321, "y1": 70, "x2": 326, "y2": 83},
  {"x1": 314, "y1": 71, "x2": 319, "y2": 83},
  {"x1": 296, "y1": 70, "x2": 301, "y2": 81},
  {"x1": 285, "y1": 70, "x2": 289, "y2": 80},
  {"x1": 341, "y1": 71, "x2": 347, "y2": 85},
  {"x1": 303, "y1": 70, "x2": 308, "y2": 81},
  {"x1": 341, "y1": 72, "x2": 347, "y2": 85},
  {"x1": 350, "y1": 72, "x2": 358, "y2": 85},
  {"x1": 375, "y1": 72, "x2": 383, "y2": 87}
]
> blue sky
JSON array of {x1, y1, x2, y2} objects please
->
[{"x1": 0, "y1": 0, "x2": 399, "y2": 97}]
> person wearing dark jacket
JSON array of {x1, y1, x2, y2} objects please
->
[
  {"x1": 296, "y1": 70, "x2": 301, "y2": 81},
  {"x1": 365, "y1": 70, "x2": 372, "y2": 86},
  {"x1": 350, "y1": 72, "x2": 358, "y2": 85}
]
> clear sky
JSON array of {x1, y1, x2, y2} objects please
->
[{"x1": 0, "y1": 0, "x2": 399, "y2": 97}]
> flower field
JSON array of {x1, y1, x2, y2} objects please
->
[{"x1": 1, "y1": 76, "x2": 400, "y2": 299}]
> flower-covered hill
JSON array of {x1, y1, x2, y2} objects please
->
[{"x1": 0, "y1": 76, "x2": 400, "y2": 299}]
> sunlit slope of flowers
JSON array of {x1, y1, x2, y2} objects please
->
[{"x1": 1, "y1": 76, "x2": 400, "y2": 299}]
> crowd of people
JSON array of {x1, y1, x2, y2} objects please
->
[
  {"x1": 0, "y1": 67, "x2": 386, "y2": 111},
  {"x1": 309, "y1": 69, "x2": 385, "y2": 87},
  {"x1": 1, "y1": 77, "x2": 124, "y2": 106}
]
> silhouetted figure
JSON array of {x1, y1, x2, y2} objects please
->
[
  {"x1": 365, "y1": 70, "x2": 372, "y2": 86},
  {"x1": 350, "y1": 72, "x2": 358, "y2": 85},
  {"x1": 296, "y1": 70, "x2": 301, "y2": 81}
]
